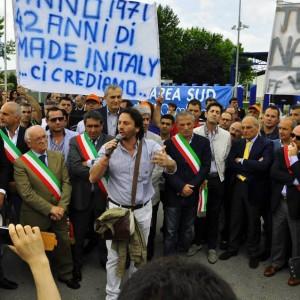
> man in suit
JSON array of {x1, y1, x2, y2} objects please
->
[
  {"x1": 219, "y1": 116, "x2": 273, "y2": 269},
  {"x1": 0, "y1": 101, "x2": 29, "y2": 222},
  {"x1": 0, "y1": 140, "x2": 18, "y2": 289},
  {"x1": 98, "y1": 84, "x2": 122, "y2": 136},
  {"x1": 67, "y1": 111, "x2": 113, "y2": 280},
  {"x1": 264, "y1": 125, "x2": 300, "y2": 286},
  {"x1": 14, "y1": 125, "x2": 79, "y2": 289},
  {"x1": 164, "y1": 111, "x2": 211, "y2": 256}
]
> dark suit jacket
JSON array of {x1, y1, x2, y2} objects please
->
[
  {"x1": 0, "y1": 140, "x2": 9, "y2": 191},
  {"x1": 270, "y1": 149, "x2": 300, "y2": 219},
  {"x1": 97, "y1": 107, "x2": 122, "y2": 136},
  {"x1": 164, "y1": 134, "x2": 211, "y2": 207},
  {"x1": 227, "y1": 135, "x2": 273, "y2": 205},
  {"x1": 67, "y1": 133, "x2": 113, "y2": 211},
  {"x1": 0, "y1": 126, "x2": 30, "y2": 182}
]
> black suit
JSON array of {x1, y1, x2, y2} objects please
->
[
  {"x1": 227, "y1": 135, "x2": 273, "y2": 257},
  {"x1": 0, "y1": 141, "x2": 9, "y2": 282},
  {"x1": 0, "y1": 127, "x2": 29, "y2": 181},
  {"x1": 0, "y1": 126, "x2": 29, "y2": 223},
  {"x1": 269, "y1": 149, "x2": 300, "y2": 268},
  {"x1": 163, "y1": 134, "x2": 211, "y2": 255},
  {"x1": 67, "y1": 133, "x2": 113, "y2": 270},
  {"x1": 97, "y1": 107, "x2": 121, "y2": 136}
]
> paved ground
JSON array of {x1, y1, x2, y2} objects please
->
[{"x1": 1, "y1": 208, "x2": 300, "y2": 300}]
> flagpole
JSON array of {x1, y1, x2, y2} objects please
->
[{"x1": 4, "y1": 0, "x2": 8, "y2": 92}]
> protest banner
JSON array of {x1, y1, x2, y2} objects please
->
[
  {"x1": 13, "y1": 0, "x2": 160, "y2": 99},
  {"x1": 265, "y1": 2, "x2": 300, "y2": 95},
  {"x1": 149, "y1": 85, "x2": 233, "y2": 113}
]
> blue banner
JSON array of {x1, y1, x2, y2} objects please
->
[{"x1": 148, "y1": 86, "x2": 233, "y2": 114}]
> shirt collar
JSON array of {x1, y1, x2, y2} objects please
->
[
  {"x1": 32, "y1": 150, "x2": 47, "y2": 157},
  {"x1": 6, "y1": 125, "x2": 20, "y2": 137},
  {"x1": 107, "y1": 107, "x2": 119, "y2": 115},
  {"x1": 247, "y1": 134, "x2": 259, "y2": 143}
]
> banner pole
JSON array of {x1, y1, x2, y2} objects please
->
[{"x1": 4, "y1": 0, "x2": 8, "y2": 92}]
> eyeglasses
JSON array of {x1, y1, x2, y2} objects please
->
[
  {"x1": 49, "y1": 117, "x2": 64, "y2": 122},
  {"x1": 291, "y1": 133, "x2": 300, "y2": 140}
]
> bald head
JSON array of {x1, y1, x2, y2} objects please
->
[
  {"x1": 25, "y1": 125, "x2": 48, "y2": 154},
  {"x1": 242, "y1": 116, "x2": 259, "y2": 140},
  {"x1": 279, "y1": 117, "x2": 296, "y2": 144},
  {"x1": 229, "y1": 121, "x2": 242, "y2": 140},
  {"x1": 0, "y1": 102, "x2": 21, "y2": 129}
]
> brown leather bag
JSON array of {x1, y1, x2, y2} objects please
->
[{"x1": 95, "y1": 140, "x2": 143, "y2": 241}]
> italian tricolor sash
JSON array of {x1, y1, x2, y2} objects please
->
[
  {"x1": 76, "y1": 133, "x2": 108, "y2": 194},
  {"x1": 171, "y1": 133, "x2": 208, "y2": 216},
  {"x1": 20, "y1": 151, "x2": 61, "y2": 201},
  {"x1": 0, "y1": 129, "x2": 22, "y2": 162}
]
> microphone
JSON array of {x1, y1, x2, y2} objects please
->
[{"x1": 105, "y1": 134, "x2": 123, "y2": 157}]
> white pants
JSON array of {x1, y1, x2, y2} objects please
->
[{"x1": 105, "y1": 201, "x2": 152, "y2": 300}]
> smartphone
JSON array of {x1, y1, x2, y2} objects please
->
[{"x1": 0, "y1": 226, "x2": 12, "y2": 245}]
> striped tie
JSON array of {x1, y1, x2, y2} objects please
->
[{"x1": 237, "y1": 141, "x2": 251, "y2": 181}]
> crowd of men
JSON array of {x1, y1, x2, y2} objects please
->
[{"x1": 0, "y1": 85, "x2": 300, "y2": 299}]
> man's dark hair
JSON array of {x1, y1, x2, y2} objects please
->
[
  {"x1": 265, "y1": 104, "x2": 280, "y2": 118},
  {"x1": 291, "y1": 103, "x2": 300, "y2": 110},
  {"x1": 168, "y1": 103, "x2": 177, "y2": 110},
  {"x1": 120, "y1": 108, "x2": 144, "y2": 140},
  {"x1": 161, "y1": 114, "x2": 175, "y2": 124},
  {"x1": 229, "y1": 97, "x2": 238, "y2": 104},
  {"x1": 121, "y1": 99, "x2": 134, "y2": 108},
  {"x1": 187, "y1": 99, "x2": 201, "y2": 110},
  {"x1": 83, "y1": 110, "x2": 103, "y2": 124},
  {"x1": 20, "y1": 102, "x2": 32, "y2": 110},
  {"x1": 46, "y1": 107, "x2": 66, "y2": 119},
  {"x1": 59, "y1": 97, "x2": 73, "y2": 104},
  {"x1": 206, "y1": 102, "x2": 223, "y2": 113},
  {"x1": 44, "y1": 99, "x2": 57, "y2": 106},
  {"x1": 119, "y1": 256, "x2": 237, "y2": 300},
  {"x1": 206, "y1": 97, "x2": 217, "y2": 105}
]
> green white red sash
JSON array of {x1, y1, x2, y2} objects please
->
[
  {"x1": 171, "y1": 133, "x2": 208, "y2": 216},
  {"x1": 20, "y1": 151, "x2": 61, "y2": 201},
  {"x1": 0, "y1": 129, "x2": 22, "y2": 162},
  {"x1": 76, "y1": 133, "x2": 108, "y2": 194}
]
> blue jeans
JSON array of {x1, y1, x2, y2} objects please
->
[{"x1": 164, "y1": 204, "x2": 197, "y2": 255}]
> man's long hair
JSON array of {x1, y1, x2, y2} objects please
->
[{"x1": 120, "y1": 108, "x2": 144, "y2": 140}]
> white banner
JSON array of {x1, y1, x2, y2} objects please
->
[
  {"x1": 265, "y1": 2, "x2": 300, "y2": 95},
  {"x1": 13, "y1": 0, "x2": 160, "y2": 100}
]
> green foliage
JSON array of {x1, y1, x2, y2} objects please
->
[
  {"x1": 0, "y1": 17, "x2": 16, "y2": 60},
  {"x1": 157, "y1": 5, "x2": 184, "y2": 80},
  {"x1": 157, "y1": 5, "x2": 254, "y2": 84}
]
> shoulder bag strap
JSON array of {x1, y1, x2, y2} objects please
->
[{"x1": 131, "y1": 138, "x2": 143, "y2": 207}]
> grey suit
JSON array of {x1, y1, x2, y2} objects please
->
[{"x1": 67, "y1": 133, "x2": 113, "y2": 270}]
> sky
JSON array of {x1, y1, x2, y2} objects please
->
[{"x1": 0, "y1": 0, "x2": 287, "y2": 70}]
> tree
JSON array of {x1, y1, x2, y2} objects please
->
[
  {"x1": 157, "y1": 5, "x2": 184, "y2": 80},
  {"x1": 157, "y1": 5, "x2": 254, "y2": 85},
  {"x1": 176, "y1": 27, "x2": 236, "y2": 84},
  {"x1": 0, "y1": 17, "x2": 16, "y2": 60}
]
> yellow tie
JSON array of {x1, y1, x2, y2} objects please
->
[{"x1": 237, "y1": 141, "x2": 252, "y2": 181}]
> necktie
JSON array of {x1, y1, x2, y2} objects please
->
[
  {"x1": 39, "y1": 154, "x2": 47, "y2": 166},
  {"x1": 237, "y1": 141, "x2": 252, "y2": 181}
]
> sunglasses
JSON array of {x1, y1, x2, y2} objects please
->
[
  {"x1": 49, "y1": 117, "x2": 64, "y2": 122},
  {"x1": 291, "y1": 133, "x2": 300, "y2": 140}
]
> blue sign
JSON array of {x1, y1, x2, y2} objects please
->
[{"x1": 149, "y1": 86, "x2": 233, "y2": 114}]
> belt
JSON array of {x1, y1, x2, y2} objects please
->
[{"x1": 108, "y1": 198, "x2": 150, "y2": 210}]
